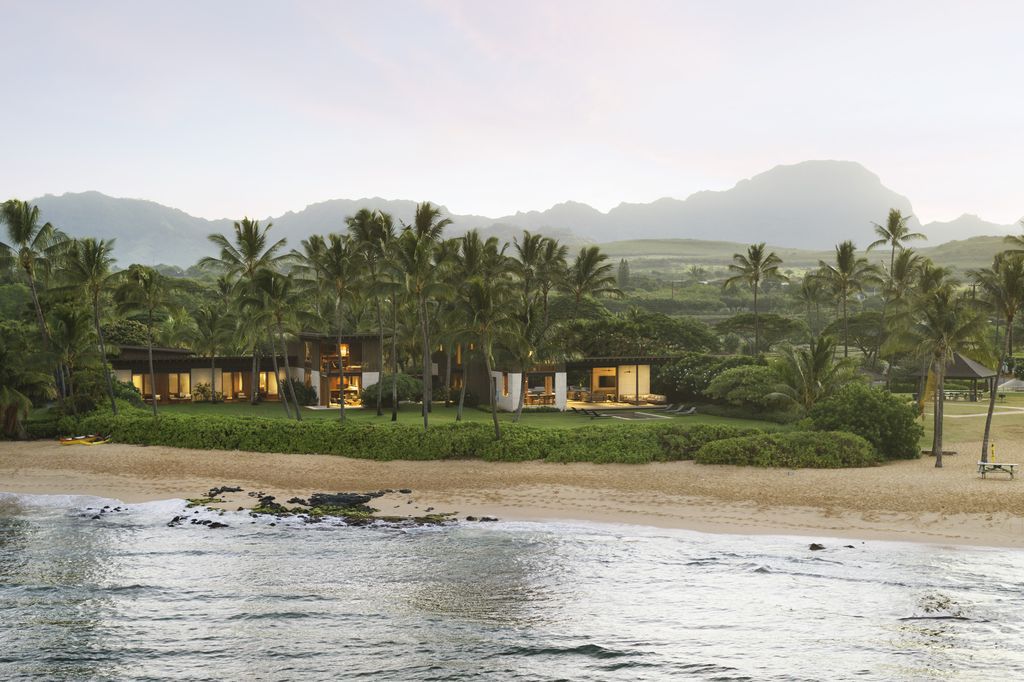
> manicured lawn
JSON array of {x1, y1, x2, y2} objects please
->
[{"x1": 160, "y1": 401, "x2": 781, "y2": 431}]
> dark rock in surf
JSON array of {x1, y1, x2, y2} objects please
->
[
  {"x1": 308, "y1": 492, "x2": 373, "y2": 508},
  {"x1": 809, "y1": 543, "x2": 826, "y2": 551},
  {"x1": 207, "y1": 521, "x2": 229, "y2": 529}
]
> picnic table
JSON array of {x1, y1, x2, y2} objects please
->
[{"x1": 978, "y1": 461, "x2": 1018, "y2": 479}]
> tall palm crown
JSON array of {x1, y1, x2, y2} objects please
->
[
  {"x1": 867, "y1": 208, "x2": 926, "y2": 275},
  {"x1": 200, "y1": 217, "x2": 288, "y2": 292},
  {"x1": 249, "y1": 269, "x2": 306, "y2": 420},
  {"x1": 1, "y1": 199, "x2": 68, "y2": 345},
  {"x1": 563, "y1": 246, "x2": 622, "y2": 320},
  {"x1": 537, "y1": 238, "x2": 568, "y2": 326},
  {"x1": 62, "y1": 238, "x2": 120, "y2": 413},
  {"x1": 815, "y1": 241, "x2": 880, "y2": 357},
  {"x1": 723, "y1": 243, "x2": 786, "y2": 354}
]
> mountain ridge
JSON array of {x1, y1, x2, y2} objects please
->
[{"x1": 27, "y1": 160, "x2": 1021, "y2": 267}]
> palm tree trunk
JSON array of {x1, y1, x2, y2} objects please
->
[
  {"x1": 250, "y1": 346, "x2": 259, "y2": 405},
  {"x1": 26, "y1": 273, "x2": 51, "y2": 347},
  {"x1": 457, "y1": 371, "x2": 467, "y2": 422},
  {"x1": 932, "y1": 360, "x2": 946, "y2": 467},
  {"x1": 375, "y1": 298, "x2": 385, "y2": 417},
  {"x1": 211, "y1": 355, "x2": 217, "y2": 403},
  {"x1": 269, "y1": 330, "x2": 291, "y2": 418},
  {"x1": 277, "y1": 321, "x2": 302, "y2": 421},
  {"x1": 752, "y1": 285, "x2": 759, "y2": 355},
  {"x1": 484, "y1": 348, "x2": 501, "y2": 440},
  {"x1": 842, "y1": 294, "x2": 849, "y2": 358},
  {"x1": 513, "y1": 369, "x2": 527, "y2": 422},
  {"x1": 419, "y1": 299, "x2": 430, "y2": 431},
  {"x1": 444, "y1": 344, "x2": 453, "y2": 408},
  {"x1": 336, "y1": 307, "x2": 346, "y2": 423},
  {"x1": 93, "y1": 297, "x2": 118, "y2": 415},
  {"x1": 981, "y1": 316, "x2": 1012, "y2": 462},
  {"x1": 146, "y1": 314, "x2": 158, "y2": 417},
  {"x1": 391, "y1": 296, "x2": 399, "y2": 422}
]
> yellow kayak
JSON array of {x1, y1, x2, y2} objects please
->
[{"x1": 60, "y1": 435, "x2": 108, "y2": 446}]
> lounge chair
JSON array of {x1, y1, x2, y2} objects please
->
[
  {"x1": 675, "y1": 406, "x2": 697, "y2": 416},
  {"x1": 659, "y1": 403, "x2": 678, "y2": 412}
]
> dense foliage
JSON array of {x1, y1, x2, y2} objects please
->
[
  {"x1": 808, "y1": 383, "x2": 923, "y2": 460},
  {"x1": 653, "y1": 353, "x2": 763, "y2": 403},
  {"x1": 704, "y1": 365, "x2": 778, "y2": 410},
  {"x1": 57, "y1": 408, "x2": 764, "y2": 464},
  {"x1": 694, "y1": 431, "x2": 879, "y2": 468},
  {"x1": 361, "y1": 373, "x2": 424, "y2": 407}
]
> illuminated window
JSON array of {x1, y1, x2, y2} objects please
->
[
  {"x1": 502, "y1": 373, "x2": 509, "y2": 397},
  {"x1": 455, "y1": 344, "x2": 462, "y2": 365}
]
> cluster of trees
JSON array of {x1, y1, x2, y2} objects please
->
[
  {"x1": 3, "y1": 198, "x2": 673, "y2": 438},
  {"x1": 722, "y1": 209, "x2": 1024, "y2": 466}
]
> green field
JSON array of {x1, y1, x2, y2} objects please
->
[
  {"x1": 598, "y1": 235, "x2": 1009, "y2": 272},
  {"x1": 159, "y1": 401, "x2": 780, "y2": 431},
  {"x1": 919, "y1": 393, "x2": 1024, "y2": 446}
]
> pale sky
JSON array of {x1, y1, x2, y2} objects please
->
[{"x1": 2, "y1": 0, "x2": 1022, "y2": 223}]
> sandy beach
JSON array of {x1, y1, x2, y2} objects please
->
[{"x1": 2, "y1": 440, "x2": 1022, "y2": 548}]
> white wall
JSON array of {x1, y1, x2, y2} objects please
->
[
  {"x1": 555, "y1": 372, "x2": 567, "y2": 411},
  {"x1": 361, "y1": 371, "x2": 380, "y2": 388},
  {"x1": 114, "y1": 369, "x2": 132, "y2": 384},
  {"x1": 490, "y1": 371, "x2": 521, "y2": 412}
]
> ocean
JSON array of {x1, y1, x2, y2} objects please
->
[{"x1": 1, "y1": 493, "x2": 1022, "y2": 681}]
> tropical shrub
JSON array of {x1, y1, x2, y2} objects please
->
[
  {"x1": 102, "y1": 319, "x2": 150, "y2": 347},
  {"x1": 694, "y1": 431, "x2": 878, "y2": 468},
  {"x1": 283, "y1": 378, "x2": 318, "y2": 406},
  {"x1": 653, "y1": 353, "x2": 763, "y2": 403},
  {"x1": 808, "y1": 383, "x2": 923, "y2": 460},
  {"x1": 191, "y1": 382, "x2": 223, "y2": 402},
  {"x1": 704, "y1": 365, "x2": 778, "y2": 410},
  {"x1": 361, "y1": 373, "x2": 423, "y2": 406},
  {"x1": 656, "y1": 423, "x2": 762, "y2": 460}
]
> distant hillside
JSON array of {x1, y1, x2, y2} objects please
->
[
  {"x1": 601, "y1": 234, "x2": 1018, "y2": 273},
  {"x1": 27, "y1": 159, "x2": 1021, "y2": 267}
]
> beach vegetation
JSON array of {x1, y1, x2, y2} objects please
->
[
  {"x1": 694, "y1": 431, "x2": 879, "y2": 468},
  {"x1": 704, "y1": 365, "x2": 778, "y2": 410},
  {"x1": 808, "y1": 383, "x2": 923, "y2": 460}
]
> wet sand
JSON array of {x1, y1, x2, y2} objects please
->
[{"x1": 2, "y1": 440, "x2": 1022, "y2": 547}]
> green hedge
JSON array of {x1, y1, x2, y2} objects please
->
[
  {"x1": 694, "y1": 431, "x2": 879, "y2": 468},
  {"x1": 54, "y1": 411, "x2": 769, "y2": 464},
  {"x1": 657, "y1": 424, "x2": 762, "y2": 460}
]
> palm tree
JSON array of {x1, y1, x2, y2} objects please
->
[
  {"x1": 537, "y1": 238, "x2": 568, "y2": 327},
  {"x1": 48, "y1": 305, "x2": 95, "y2": 415},
  {"x1": 348, "y1": 208, "x2": 396, "y2": 417},
  {"x1": 723, "y1": 243, "x2": 786, "y2": 354},
  {"x1": 202, "y1": 218, "x2": 288, "y2": 401},
  {"x1": 814, "y1": 241, "x2": 880, "y2": 357},
  {"x1": 394, "y1": 202, "x2": 452, "y2": 430},
  {"x1": 886, "y1": 248, "x2": 924, "y2": 305},
  {"x1": 0, "y1": 200, "x2": 68, "y2": 346},
  {"x1": 249, "y1": 270, "x2": 305, "y2": 420},
  {"x1": 461, "y1": 278, "x2": 518, "y2": 438},
  {"x1": 769, "y1": 335, "x2": 858, "y2": 412},
  {"x1": 187, "y1": 305, "x2": 233, "y2": 409},
  {"x1": 867, "y1": 208, "x2": 926, "y2": 276},
  {"x1": 970, "y1": 253, "x2": 1024, "y2": 462},
  {"x1": 1, "y1": 199, "x2": 70, "y2": 405},
  {"x1": 562, "y1": 246, "x2": 621, "y2": 321},
  {"x1": 62, "y1": 238, "x2": 119, "y2": 414},
  {"x1": 316, "y1": 234, "x2": 363, "y2": 422},
  {"x1": 899, "y1": 284, "x2": 988, "y2": 467},
  {"x1": 115, "y1": 265, "x2": 172, "y2": 416}
]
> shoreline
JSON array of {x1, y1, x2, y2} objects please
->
[{"x1": 2, "y1": 441, "x2": 1023, "y2": 548}]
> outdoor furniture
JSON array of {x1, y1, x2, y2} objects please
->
[
  {"x1": 674, "y1": 407, "x2": 697, "y2": 416},
  {"x1": 978, "y1": 461, "x2": 1017, "y2": 478},
  {"x1": 583, "y1": 409, "x2": 611, "y2": 419},
  {"x1": 978, "y1": 461, "x2": 1017, "y2": 479}
]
